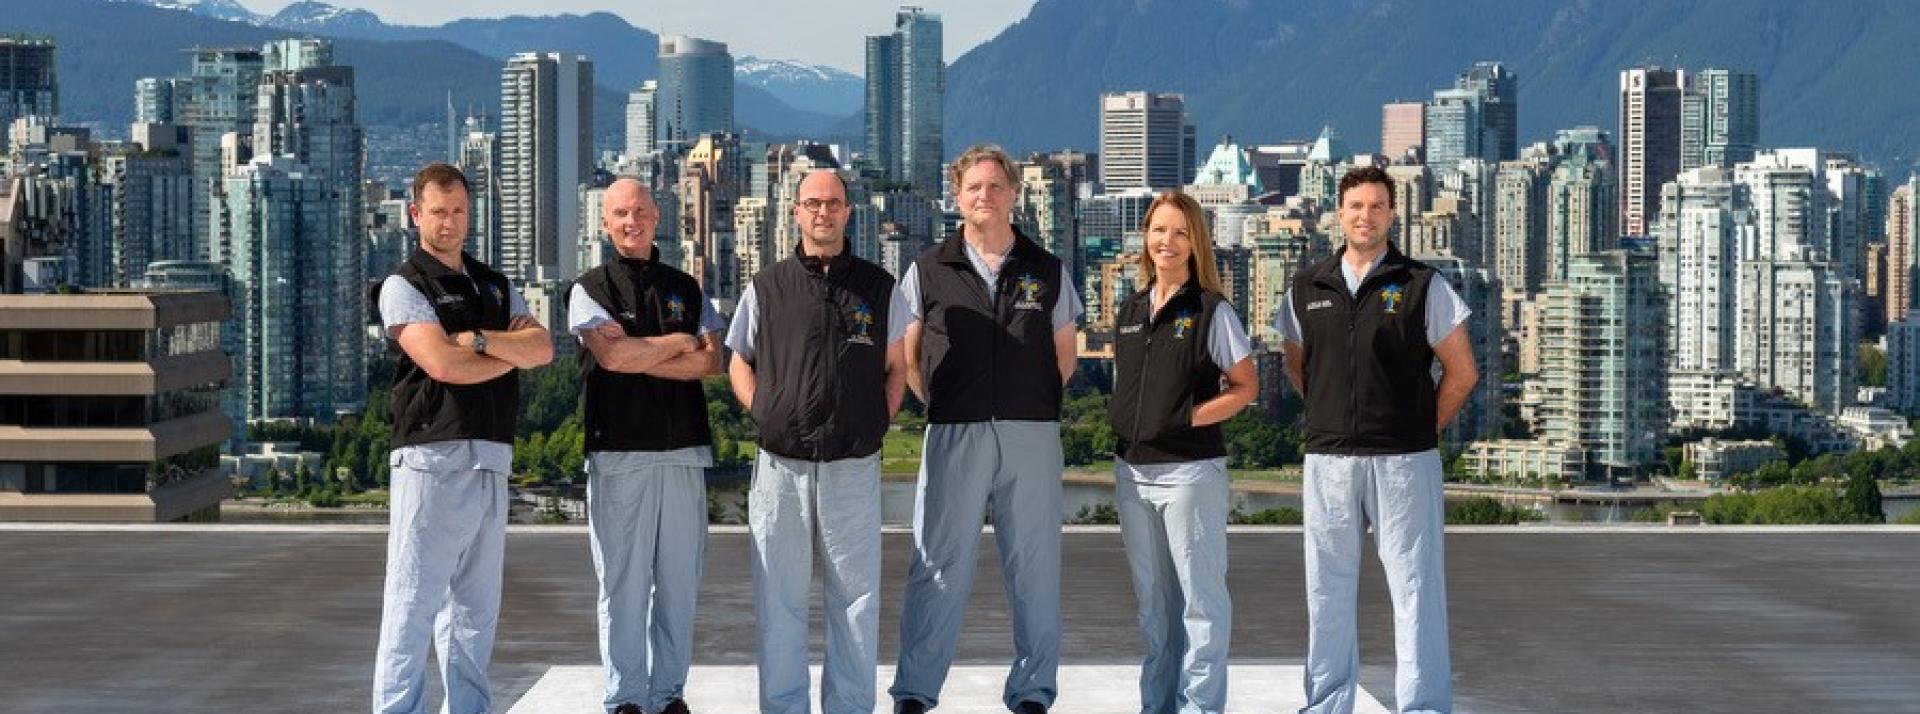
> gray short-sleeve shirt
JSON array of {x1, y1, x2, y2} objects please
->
[
  {"x1": 897, "y1": 260, "x2": 1085, "y2": 332},
  {"x1": 378, "y1": 269, "x2": 534, "y2": 473},
  {"x1": 565, "y1": 282, "x2": 723, "y2": 464},
  {"x1": 1274, "y1": 273, "x2": 1470, "y2": 348},
  {"x1": 726, "y1": 282, "x2": 911, "y2": 364},
  {"x1": 567, "y1": 283, "x2": 724, "y2": 340},
  {"x1": 379, "y1": 273, "x2": 532, "y2": 339}
]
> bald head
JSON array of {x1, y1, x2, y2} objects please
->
[
  {"x1": 798, "y1": 170, "x2": 847, "y2": 201},
  {"x1": 602, "y1": 178, "x2": 660, "y2": 260},
  {"x1": 606, "y1": 178, "x2": 653, "y2": 209},
  {"x1": 795, "y1": 169, "x2": 851, "y2": 257}
]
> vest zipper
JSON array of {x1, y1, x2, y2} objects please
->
[
  {"x1": 1341, "y1": 266, "x2": 1400, "y2": 453},
  {"x1": 989, "y1": 259, "x2": 1008, "y2": 418},
  {"x1": 1341, "y1": 276, "x2": 1367, "y2": 454},
  {"x1": 818, "y1": 273, "x2": 838, "y2": 460},
  {"x1": 1132, "y1": 326, "x2": 1154, "y2": 462},
  {"x1": 1347, "y1": 311, "x2": 1357, "y2": 453},
  {"x1": 1131, "y1": 287, "x2": 1180, "y2": 460}
]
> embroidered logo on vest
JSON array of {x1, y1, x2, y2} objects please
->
[
  {"x1": 848, "y1": 300, "x2": 876, "y2": 345},
  {"x1": 1172, "y1": 311, "x2": 1196, "y2": 340},
  {"x1": 665, "y1": 294, "x2": 688, "y2": 324},
  {"x1": 1012, "y1": 273, "x2": 1045, "y2": 311},
  {"x1": 1380, "y1": 283, "x2": 1405, "y2": 315}
]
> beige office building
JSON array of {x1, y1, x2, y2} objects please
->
[{"x1": 0, "y1": 291, "x2": 231, "y2": 521}]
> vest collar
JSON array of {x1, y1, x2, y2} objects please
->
[
  {"x1": 1313, "y1": 243, "x2": 1410, "y2": 293},
  {"x1": 793, "y1": 241, "x2": 854, "y2": 276},
  {"x1": 934, "y1": 225, "x2": 1045, "y2": 268},
  {"x1": 407, "y1": 247, "x2": 481, "y2": 280},
  {"x1": 613, "y1": 244, "x2": 662, "y2": 269},
  {"x1": 1127, "y1": 276, "x2": 1203, "y2": 322}
]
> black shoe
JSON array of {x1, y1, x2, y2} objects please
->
[
  {"x1": 659, "y1": 699, "x2": 691, "y2": 714},
  {"x1": 1013, "y1": 701, "x2": 1047, "y2": 714},
  {"x1": 894, "y1": 700, "x2": 928, "y2": 714},
  {"x1": 612, "y1": 704, "x2": 643, "y2": 714}
]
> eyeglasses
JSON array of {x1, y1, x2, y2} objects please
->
[{"x1": 798, "y1": 198, "x2": 847, "y2": 213}]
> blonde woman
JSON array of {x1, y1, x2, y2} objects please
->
[{"x1": 1108, "y1": 190, "x2": 1257, "y2": 714}]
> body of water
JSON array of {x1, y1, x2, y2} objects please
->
[{"x1": 217, "y1": 481, "x2": 1920, "y2": 525}]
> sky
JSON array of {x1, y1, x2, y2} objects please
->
[{"x1": 239, "y1": 0, "x2": 1040, "y2": 72}]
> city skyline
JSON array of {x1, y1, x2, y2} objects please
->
[
  {"x1": 3, "y1": 10, "x2": 1918, "y2": 712},
  {"x1": 16, "y1": 0, "x2": 1919, "y2": 179},
  {"x1": 3, "y1": 5, "x2": 1920, "y2": 491}
]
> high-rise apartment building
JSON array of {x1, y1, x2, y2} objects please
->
[
  {"x1": 865, "y1": 7, "x2": 944, "y2": 194},
  {"x1": 1679, "y1": 68, "x2": 1758, "y2": 171},
  {"x1": 0, "y1": 36, "x2": 57, "y2": 152},
  {"x1": 499, "y1": 52, "x2": 593, "y2": 282},
  {"x1": 1619, "y1": 66, "x2": 1683, "y2": 236},
  {"x1": 1538, "y1": 251, "x2": 1665, "y2": 481},
  {"x1": 1381, "y1": 101, "x2": 1425, "y2": 163},
  {"x1": 216, "y1": 155, "x2": 362, "y2": 421},
  {"x1": 625, "y1": 80, "x2": 657, "y2": 158},
  {"x1": 656, "y1": 37, "x2": 732, "y2": 153},
  {"x1": 1099, "y1": 91, "x2": 1195, "y2": 193}
]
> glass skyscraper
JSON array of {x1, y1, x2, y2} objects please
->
[{"x1": 865, "y1": 7, "x2": 944, "y2": 195}]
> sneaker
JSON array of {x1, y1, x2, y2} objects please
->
[
  {"x1": 894, "y1": 700, "x2": 929, "y2": 714},
  {"x1": 659, "y1": 699, "x2": 691, "y2": 714},
  {"x1": 1013, "y1": 701, "x2": 1048, "y2": 714},
  {"x1": 612, "y1": 704, "x2": 643, "y2": 714}
]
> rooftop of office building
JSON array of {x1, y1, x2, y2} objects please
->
[{"x1": 1, "y1": 524, "x2": 1915, "y2": 712}]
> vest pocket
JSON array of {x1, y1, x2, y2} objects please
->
[{"x1": 750, "y1": 381, "x2": 787, "y2": 443}]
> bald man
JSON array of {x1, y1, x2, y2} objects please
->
[
  {"x1": 569, "y1": 178, "x2": 724, "y2": 714},
  {"x1": 727, "y1": 170, "x2": 910, "y2": 714}
]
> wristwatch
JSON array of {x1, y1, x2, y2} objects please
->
[{"x1": 470, "y1": 329, "x2": 488, "y2": 354}]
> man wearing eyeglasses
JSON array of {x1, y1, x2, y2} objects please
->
[
  {"x1": 727, "y1": 169, "x2": 910, "y2": 714},
  {"x1": 568, "y1": 178, "x2": 723, "y2": 714}
]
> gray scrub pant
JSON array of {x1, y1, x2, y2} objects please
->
[
  {"x1": 749, "y1": 451, "x2": 883, "y2": 714},
  {"x1": 1115, "y1": 460, "x2": 1232, "y2": 714},
  {"x1": 587, "y1": 457, "x2": 707, "y2": 713},
  {"x1": 371, "y1": 463, "x2": 509, "y2": 714},
  {"x1": 1300, "y1": 450, "x2": 1451, "y2": 714},
  {"x1": 892, "y1": 420, "x2": 1064, "y2": 711}
]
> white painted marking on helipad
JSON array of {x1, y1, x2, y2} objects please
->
[{"x1": 506, "y1": 663, "x2": 1388, "y2": 713}]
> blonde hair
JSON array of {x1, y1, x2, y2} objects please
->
[
  {"x1": 1137, "y1": 191, "x2": 1223, "y2": 294},
  {"x1": 947, "y1": 143, "x2": 1020, "y2": 194}
]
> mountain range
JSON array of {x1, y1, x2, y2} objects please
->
[
  {"x1": 43, "y1": 0, "x2": 861, "y2": 141},
  {"x1": 251, "y1": 3, "x2": 862, "y2": 129},
  {"x1": 26, "y1": 0, "x2": 1920, "y2": 176},
  {"x1": 943, "y1": 0, "x2": 1919, "y2": 173}
]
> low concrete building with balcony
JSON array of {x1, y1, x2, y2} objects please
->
[
  {"x1": 1683, "y1": 438, "x2": 1784, "y2": 481},
  {"x1": 0, "y1": 291, "x2": 231, "y2": 521},
  {"x1": 1463, "y1": 438, "x2": 1588, "y2": 484}
]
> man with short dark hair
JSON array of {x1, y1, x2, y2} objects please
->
[
  {"x1": 891, "y1": 144, "x2": 1082, "y2": 714},
  {"x1": 372, "y1": 162, "x2": 553, "y2": 713},
  {"x1": 728, "y1": 168, "x2": 909, "y2": 714},
  {"x1": 570, "y1": 177, "x2": 722, "y2": 714},
  {"x1": 1276, "y1": 165, "x2": 1478, "y2": 714}
]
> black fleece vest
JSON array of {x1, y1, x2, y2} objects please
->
[
  {"x1": 387, "y1": 248, "x2": 520, "y2": 448},
  {"x1": 1291, "y1": 244, "x2": 1439, "y2": 455},
  {"x1": 1111, "y1": 281, "x2": 1230, "y2": 464},
  {"x1": 747, "y1": 248, "x2": 896, "y2": 461},
  {"x1": 575, "y1": 250, "x2": 714, "y2": 453},
  {"x1": 911, "y1": 229, "x2": 1065, "y2": 424}
]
